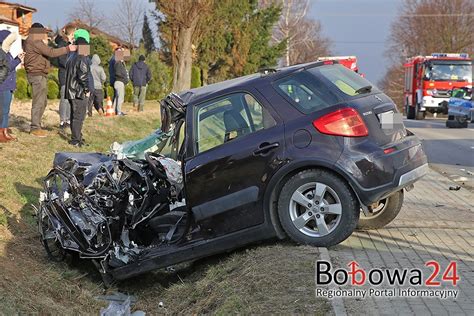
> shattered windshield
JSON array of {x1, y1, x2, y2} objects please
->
[{"x1": 111, "y1": 128, "x2": 174, "y2": 160}]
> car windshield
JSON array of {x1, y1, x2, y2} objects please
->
[
  {"x1": 425, "y1": 62, "x2": 472, "y2": 82},
  {"x1": 275, "y1": 64, "x2": 380, "y2": 114}
]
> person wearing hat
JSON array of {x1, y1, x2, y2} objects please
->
[
  {"x1": 129, "y1": 55, "x2": 151, "y2": 112},
  {"x1": 0, "y1": 30, "x2": 24, "y2": 143},
  {"x1": 64, "y1": 36, "x2": 90, "y2": 147},
  {"x1": 24, "y1": 22, "x2": 76, "y2": 137}
]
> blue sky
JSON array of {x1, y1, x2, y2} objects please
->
[{"x1": 20, "y1": 0, "x2": 401, "y2": 83}]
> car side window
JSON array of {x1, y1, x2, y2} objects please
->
[{"x1": 196, "y1": 93, "x2": 276, "y2": 154}]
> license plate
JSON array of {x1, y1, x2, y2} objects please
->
[{"x1": 378, "y1": 110, "x2": 403, "y2": 130}]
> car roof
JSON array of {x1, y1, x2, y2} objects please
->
[{"x1": 178, "y1": 61, "x2": 327, "y2": 105}]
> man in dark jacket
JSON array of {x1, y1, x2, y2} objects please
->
[
  {"x1": 24, "y1": 23, "x2": 75, "y2": 137},
  {"x1": 129, "y1": 55, "x2": 151, "y2": 112},
  {"x1": 113, "y1": 50, "x2": 128, "y2": 116},
  {"x1": 65, "y1": 37, "x2": 90, "y2": 147},
  {"x1": 53, "y1": 25, "x2": 76, "y2": 129}
]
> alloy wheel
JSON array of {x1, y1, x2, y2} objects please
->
[{"x1": 288, "y1": 182, "x2": 342, "y2": 237}]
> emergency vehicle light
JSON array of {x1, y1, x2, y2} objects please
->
[{"x1": 431, "y1": 53, "x2": 469, "y2": 58}]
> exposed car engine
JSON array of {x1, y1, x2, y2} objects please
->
[{"x1": 38, "y1": 147, "x2": 187, "y2": 269}]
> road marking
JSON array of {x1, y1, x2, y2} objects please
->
[{"x1": 317, "y1": 247, "x2": 347, "y2": 316}]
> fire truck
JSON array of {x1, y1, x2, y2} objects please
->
[
  {"x1": 318, "y1": 56, "x2": 360, "y2": 73},
  {"x1": 403, "y1": 53, "x2": 472, "y2": 120}
]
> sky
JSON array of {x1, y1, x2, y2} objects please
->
[{"x1": 19, "y1": 0, "x2": 401, "y2": 83}]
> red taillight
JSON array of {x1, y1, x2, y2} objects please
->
[
  {"x1": 312, "y1": 108, "x2": 368, "y2": 137},
  {"x1": 383, "y1": 147, "x2": 396, "y2": 154}
]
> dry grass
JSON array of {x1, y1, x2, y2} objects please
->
[{"x1": 0, "y1": 99, "x2": 329, "y2": 314}]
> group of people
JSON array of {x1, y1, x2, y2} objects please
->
[{"x1": 0, "y1": 23, "x2": 152, "y2": 146}]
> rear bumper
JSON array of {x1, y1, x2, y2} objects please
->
[
  {"x1": 337, "y1": 136, "x2": 428, "y2": 205},
  {"x1": 398, "y1": 163, "x2": 429, "y2": 187}
]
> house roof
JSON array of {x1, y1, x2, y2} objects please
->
[
  {"x1": 0, "y1": 14, "x2": 18, "y2": 26},
  {"x1": 0, "y1": 1, "x2": 37, "y2": 13},
  {"x1": 63, "y1": 19, "x2": 135, "y2": 49}
]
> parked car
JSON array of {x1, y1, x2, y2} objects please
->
[{"x1": 38, "y1": 61, "x2": 428, "y2": 282}]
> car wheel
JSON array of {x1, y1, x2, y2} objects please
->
[
  {"x1": 277, "y1": 169, "x2": 359, "y2": 247},
  {"x1": 406, "y1": 105, "x2": 415, "y2": 119},
  {"x1": 357, "y1": 190, "x2": 404, "y2": 230},
  {"x1": 415, "y1": 105, "x2": 425, "y2": 120}
]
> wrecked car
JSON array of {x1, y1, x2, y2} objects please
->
[{"x1": 38, "y1": 61, "x2": 428, "y2": 282}]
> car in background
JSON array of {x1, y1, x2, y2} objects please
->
[
  {"x1": 38, "y1": 60, "x2": 428, "y2": 282},
  {"x1": 446, "y1": 87, "x2": 473, "y2": 128}
]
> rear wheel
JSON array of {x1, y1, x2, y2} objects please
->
[
  {"x1": 406, "y1": 104, "x2": 415, "y2": 119},
  {"x1": 357, "y1": 190, "x2": 404, "y2": 230},
  {"x1": 277, "y1": 169, "x2": 359, "y2": 247},
  {"x1": 415, "y1": 105, "x2": 425, "y2": 120}
]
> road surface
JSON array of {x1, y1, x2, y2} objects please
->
[{"x1": 404, "y1": 118, "x2": 474, "y2": 191}]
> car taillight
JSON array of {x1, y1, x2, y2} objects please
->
[{"x1": 312, "y1": 108, "x2": 368, "y2": 137}]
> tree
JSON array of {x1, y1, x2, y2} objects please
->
[
  {"x1": 112, "y1": 0, "x2": 145, "y2": 46},
  {"x1": 380, "y1": 0, "x2": 474, "y2": 108},
  {"x1": 196, "y1": 0, "x2": 286, "y2": 84},
  {"x1": 155, "y1": 0, "x2": 212, "y2": 92},
  {"x1": 271, "y1": 0, "x2": 331, "y2": 66},
  {"x1": 68, "y1": 0, "x2": 106, "y2": 28},
  {"x1": 141, "y1": 13, "x2": 156, "y2": 54}
]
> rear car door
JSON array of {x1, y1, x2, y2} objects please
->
[{"x1": 183, "y1": 91, "x2": 285, "y2": 236}]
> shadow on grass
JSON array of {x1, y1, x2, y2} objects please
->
[
  {"x1": 8, "y1": 113, "x2": 30, "y2": 132},
  {"x1": 14, "y1": 179, "x2": 43, "y2": 227}
]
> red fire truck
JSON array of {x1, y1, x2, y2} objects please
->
[
  {"x1": 318, "y1": 56, "x2": 360, "y2": 73},
  {"x1": 403, "y1": 53, "x2": 472, "y2": 120}
]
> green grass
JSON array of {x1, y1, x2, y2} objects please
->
[{"x1": 0, "y1": 100, "x2": 330, "y2": 314}]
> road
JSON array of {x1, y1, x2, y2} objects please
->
[{"x1": 404, "y1": 118, "x2": 474, "y2": 190}]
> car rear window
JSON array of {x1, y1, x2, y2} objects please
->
[{"x1": 274, "y1": 64, "x2": 380, "y2": 114}]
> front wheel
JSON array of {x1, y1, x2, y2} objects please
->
[
  {"x1": 357, "y1": 190, "x2": 404, "y2": 230},
  {"x1": 277, "y1": 169, "x2": 359, "y2": 247}
]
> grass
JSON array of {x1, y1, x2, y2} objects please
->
[{"x1": 0, "y1": 99, "x2": 330, "y2": 314}]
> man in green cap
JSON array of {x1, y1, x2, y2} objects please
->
[{"x1": 74, "y1": 29, "x2": 90, "y2": 44}]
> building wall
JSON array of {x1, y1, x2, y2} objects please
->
[
  {"x1": 0, "y1": 7, "x2": 14, "y2": 20},
  {"x1": 0, "y1": 6, "x2": 34, "y2": 36}
]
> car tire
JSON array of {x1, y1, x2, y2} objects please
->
[
  {"x1": 406, "y1": 105, "x2": 415, "y2": 119},
  {"x1": 277, "y1": 169, "x2": 359, "y2": 247},
  {"x1": 415, "y1": 105, "x2": 425, "y2": 120},
  {"x1": 357, "y1": 190, "x2": 404, "y2": 230}
]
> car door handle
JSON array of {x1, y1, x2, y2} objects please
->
[{"x1": 253, "y1": 142, "x2": 279, "y2": 156}]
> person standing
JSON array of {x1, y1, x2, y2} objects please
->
[
  {"x1": 113, "y1": 51, "x2": 128, "y2": 116},
  {"x1": 90, "y1": 54, "x2": 106, "y2": 115},
  {"x1": 129, "y1": 55, "x2": 151, "y2": 112},
  {"x1": 65, "y1": 37, "x2": 90, "y2": 147},
  {"x1": 0, "y1": 31, "x2": 23, "y2": 143},
  {"x1": 53, "y1": 25, "x2": 76, "y2": 129},
  {"x1": 24, "y1": 23, "x2": 75, "y2": 137}
]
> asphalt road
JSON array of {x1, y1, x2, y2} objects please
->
[{"x1": 404, "y1": 118, "x2": 474, "y2": 191}]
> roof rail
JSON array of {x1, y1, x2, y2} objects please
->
[{"x1": 259, "y1": 68, "x2": 278, "y2": 76}]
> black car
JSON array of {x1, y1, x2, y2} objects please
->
[{"x1": 38, "y1": 61, "x2": 428, "y2": 282}]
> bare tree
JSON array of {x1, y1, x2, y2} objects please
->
[
  {"x1": 112, "y1": 0, "x2": 145, "y2": 46},
  {"x1": 68, "y1": 0, "x2": 106, "y2": 28},
  {"x1": 286, "y1": 18, "x2": 332, "y2": 65},
  {"x1": 271, "y1": 0, "x2": 331, "y2": 66},
  {"x1": 381, "y1": 0, "x2": 474, "y2": 108},
  {"x1": 155, "y1": 0, "x2": 212, "y2": 92},
  {"x1": 388, "y1": 0, "x2": 474, "y2": 62}
]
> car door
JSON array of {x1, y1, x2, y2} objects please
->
[{"x1": 183, "y1": 90, "x2": 285, "y2": 236}]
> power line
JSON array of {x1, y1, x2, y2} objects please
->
[{"x1": 315, "y1": 13, "x2": 474, "y2": 17}]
